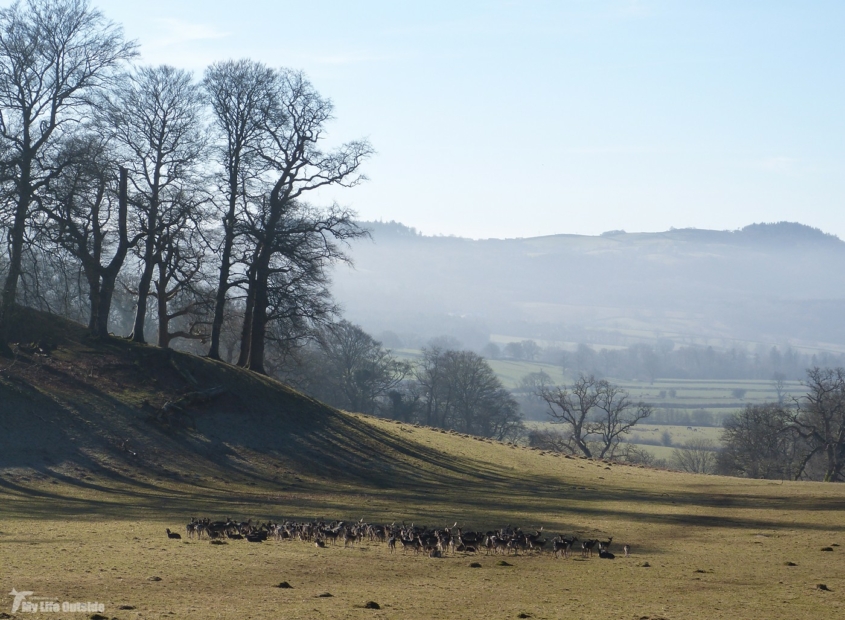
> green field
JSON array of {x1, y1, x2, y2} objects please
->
[
  {"x1": 490, "y1": 357, "x2": 804, "y2": 431},
  {"x1": 400, "y1": 349, "x2": 801, "y2": 408}
]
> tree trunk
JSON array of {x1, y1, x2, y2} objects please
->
[
  {"x1": 130, "y1": 196, "x2": 158, "y2": 343},
  {"x1": 240, "y1": 185, "x2": 287, "y2": 372},
  {"x1": 0, "y1": 158, "x2": 31, "y2": 328},
  {"x1": 236, "y1": 263, "x2": 257, "y2": 367},
  {"x1": 156, "y1": 263, "x2": 171, "y2": 348},
  {"x1": 574, "y1": 426, "x2": 592, "y2": 458},
  {"x1": 246, "y1": 258, "x2": 270, "y2": 374},
  {"x1": 96, "y1": 273, "x2": 117, "y2": 339},
  {"x1": 95, "y1": 167, "x2": 131, "y2": 340},
  {"x1": 130, "y1": 252, "x2": 155, "y2": 343},
  {"x1": 83, "y1": 263, "x2": 101, "y2": 332},
  {"x1": 207, "y1": 169, "x2": 239, "y2": 360}
]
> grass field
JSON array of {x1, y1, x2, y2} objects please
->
[
  {"x1": 525, "y1": 421, "x2": 723, "y2": 461},
  {"x1": 3, "y1": 416, "x2": 845, "y2": 620},
  {"x1": 2, "y1": 311, "x2": 844, "y2": 619}
]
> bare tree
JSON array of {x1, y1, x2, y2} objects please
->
[
  {"x1": 671, "y1": 438, "x2": 718, "y2": 474},
  {"x1": 150, "y1": 219, "x2": 213, "y2": 348},
  {"x1": 527, "y1": 427, "x2": 572, "y2": 452},
  {"x1": 790, "y1": 367, "x2": 845, "y2": 482},
  {"x1": 0, "y1": 0, "x2": 136, "y2": 334},
  {"x1": 517, "y1": 370, "x2": 554, "y2": 394},
  {"x1": 617, "y1": 443, "x2": 665, "y2": 468},
  {"x1": 237, "y1": 70, "x2": 372, "y2": 373},
  {"x1": 592, "y1": 381, "x2": 652, "y2": 459},
  {"x1": 202, "y1": 59, "x2": 276, "y2": 360},
  {"x1": 416, "y1": 347, "x2": 523, "y2": 440},
  {"x1": 300, "y1": 320, "x2": 411, "y2": 414},
  {"x1": 96, "y1": 65, "x2": 206, "y2": 344},
  {"x1": 718, "y1": 402, "x2": 800, "y2": 479},
  {"x1": 773, "y1": 372, "x2": 788, "y2": 405},
  {"x1": 416, "y1": 346, "x2": 453, "y2": 428},
  {"x1": 38, "y1": 135, "x2": 135, "y2": 337},
  {"x1": 536, "y1": 375, "x2": 651, "y2": 458},
  {"x1": 536, "y1": 375, "x2": 601, "y2": 457}
]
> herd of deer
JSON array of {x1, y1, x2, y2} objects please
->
[{"x1": 168, "y1": 517, "x2": 630, "y2": 559}]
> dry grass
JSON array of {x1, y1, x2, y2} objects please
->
[
  {"x1": 3, "y1": 419, "x2": 845, "y2": 619},
  {"x1": 2, "y1": 310, "x2": 845, "y2": 619}
]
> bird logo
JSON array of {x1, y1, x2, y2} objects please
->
[{"x1": 9, "y1": 588, "x2": 34, "y2": 613}]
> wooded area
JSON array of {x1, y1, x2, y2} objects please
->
[{"x1": 0, "y1": 0, "x2": 370, "y2": 375}]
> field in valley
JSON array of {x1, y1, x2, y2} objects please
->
[{"x1": 482, "y1": 356, "x2": 802, "y2": 458}]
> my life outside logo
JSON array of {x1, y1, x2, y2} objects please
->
[{"x1": 8, "y1": 588, "x2": 105, "y2": 614}]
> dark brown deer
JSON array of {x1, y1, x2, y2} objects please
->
[
  {"x1": 553, "y1": 536, "x2": 578, "y2": 558},
  {"x1": 582, "y1": 539, "x2": 598, "y2": 558}
]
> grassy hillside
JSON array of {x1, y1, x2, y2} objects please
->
[{"x1": 2, "y1": 310, "x2": 845, "y2": 619}]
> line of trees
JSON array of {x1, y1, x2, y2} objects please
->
[
  {"x1": 0, "y1": 1, "x2": 525, "y2": 443},
  {"x1": 562, "y1": 341, "x2": 842, "y2": 383},
  {"x1": 482, "y1": 337, "x2": 845, "y2": 383},
  {"x1": 0, "y1": 0, "x2": 371, "y2": 374},
  {"x1": 276, "y1": 329, "x2": 524, "y2": 441}
]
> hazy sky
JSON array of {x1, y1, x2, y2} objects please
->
[{"x1": 86, "y1": 1, "x2": 844, "y2": 239}]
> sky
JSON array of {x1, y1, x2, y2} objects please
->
[{"x1": 82, "y1": 1, "x2": 845, "y2": 239}]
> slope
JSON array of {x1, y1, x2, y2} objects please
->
[{"x1": 2, "y1": 309, "x2": 845, "y2": 619}]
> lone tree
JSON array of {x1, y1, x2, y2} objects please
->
[
  {"x1": 592, "y1": 380, "x2": 653, "y2": 459},
  {"x1": 0, "y1": 0, "x2": 136, "y2": 335},
  {"x1": 535, "y1": 375, "x2": 651, "y2": 458}
]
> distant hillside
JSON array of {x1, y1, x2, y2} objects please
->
[{"x1": 331, "y1": 222, "x2": 845, "y2": 352}]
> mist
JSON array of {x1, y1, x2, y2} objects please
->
[{"x1": 331, "y1": 221, "x2": 845, "y2": 371}]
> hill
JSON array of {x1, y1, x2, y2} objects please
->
[
  {"x1": 0, "y1": 308, "x2": 504, "y2": 496},
  {"x1": 331, "y1": 221, "x2": 845, "y2": 352},
  {"x1": 2, "y1": 309, "x2": 845, "y2": 619}
]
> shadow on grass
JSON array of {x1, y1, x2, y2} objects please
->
[{"x1": 3, "y1": 308, "x2": 845, "y2": 535}]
